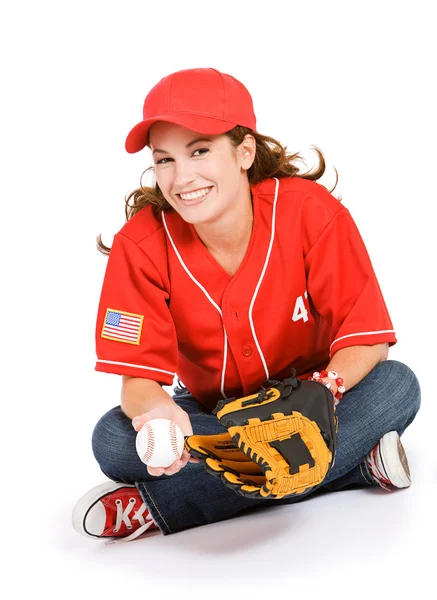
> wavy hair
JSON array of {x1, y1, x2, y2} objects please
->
[{"x1": 97, "y1": 126, "x2": 341, "y2": 255}]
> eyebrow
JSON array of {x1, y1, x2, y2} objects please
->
[{"x1": 151, "y1": 137, "x2": 214, "y2": 155}]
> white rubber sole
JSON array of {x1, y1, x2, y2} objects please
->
[
  {"x1": 378, "y1": 431, "x2": 411, "y2": 488},
  {"x1": 72, "y1": 482, "x2": 136, "y2": 538}
]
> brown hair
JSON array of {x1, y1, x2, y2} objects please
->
[{"x1": 97, "y1": 126, "x2": 341, "y2": 255}]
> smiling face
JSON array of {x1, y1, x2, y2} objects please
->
[{"x1": 148, "y1": 121, "x2": 255, "y2": 226}]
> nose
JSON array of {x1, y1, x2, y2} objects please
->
[{"x1": 174, "y1": 158, "x2": 196, "y2": 190}]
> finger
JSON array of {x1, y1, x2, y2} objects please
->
[
  {"x1": 133, "y1": 410, "x2": 164, "y2": 431},
  {"x1": 175, "y1": 452, "x2": 191, "y2": 469},
  {"x1": 180, "y1": 447, "x2": 199, "y2": 464},
  {"x1": 180, "y1": 447, "x2": 200, "y2": 463},
  {"x1": 132, "y1": 416, "x2": 147, "y2": 431},
  {"x1": 162, "y1": 459, "x2": 185, "y2": 476},
  {"x1": 178, "y1": 450, "x2": 193, "y2": 465},
  {"x1": 165, "y1": 449, "x2": 197, "y2": 474},
  {"x1": 177, "y1": 450, "x2": 190, "y2": 463},
  {"x1": 147, "y1": 465, "x2": 165, "y2": 477},
  {"x1": 147, "y1": 453, "x2": 196, "y2": 477},
  {"x1": 148, "y1": 455, "x2": 185, "y2": 477}
]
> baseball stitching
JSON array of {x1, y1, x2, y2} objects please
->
[
  {"x1": 143, "y1": 423, "x2": 155, "y2": 463},
  {"x1": 169, "y1": 421, "x2": 180, "y2": 459}
]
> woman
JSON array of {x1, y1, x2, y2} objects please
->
[{"x1": 72, "y1": 68, "x2": 421, "y2": 543}]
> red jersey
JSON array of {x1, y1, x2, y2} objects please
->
[{"x1": 95, "y1": 176, "x2": 397, "y2": 410}]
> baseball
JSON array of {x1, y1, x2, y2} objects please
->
[{"x1": 135, "y1": 418, "x2": 185, "y2": 468}]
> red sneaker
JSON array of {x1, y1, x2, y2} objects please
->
[{"x1": 72, "y1": 482, "x2": 158, "y2": 543}]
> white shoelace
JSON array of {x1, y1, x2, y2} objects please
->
[{"x1": 105, "y1": 497, "x2": 157, "y2": 545}]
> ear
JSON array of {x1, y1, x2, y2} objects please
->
[{"x1": 238, "y1": 134, "x2": 256, "y2": 171}]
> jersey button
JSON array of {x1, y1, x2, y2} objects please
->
[{"x1": 242, "y1": 346, "x2": 252, "y2": 357}]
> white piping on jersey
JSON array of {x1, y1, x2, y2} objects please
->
[
  {"x1": 96, "y1": 359, "x2": 175, "y2": 377},
  {"x1": 248, "y1": 176, "x2": 280, "y2": 381},
  {"x1": 330, "y1": 330, "x2": 396, "y2": 352},
  {"x1": 162, "y1": 211, "x2": 229, "y2": 399},
  {"x1": 161, "y1": 177, "x2": 280, "y2": 397}
]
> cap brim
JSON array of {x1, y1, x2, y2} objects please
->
[{"x1": 125, "y1": 114, "x2": 237, "y2": 154}]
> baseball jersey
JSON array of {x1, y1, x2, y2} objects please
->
[{"x1": 95, "y1": 176, "x2": 397, "y2": 410}]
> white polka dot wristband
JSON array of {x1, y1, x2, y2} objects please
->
[{"x1": 309, "y1": 370, "x2": 346, "y2": 406}]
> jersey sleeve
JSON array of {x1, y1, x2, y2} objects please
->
[
  {"x1": 95, "y1": 232, "x2": 177, "y2": 384},
  {"x1": 304, "y1": 206, "x2": 397, "y2": 358}
]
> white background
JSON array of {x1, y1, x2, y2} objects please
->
[{"x1": 2, "y1": 0, "x2": 436, "y2": 597}]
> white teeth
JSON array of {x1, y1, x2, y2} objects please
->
[{"x1": 179, "y1": 187, "x2": 211, "y2": 200}]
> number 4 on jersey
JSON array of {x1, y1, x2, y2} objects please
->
[{"x1": 292, "y1": 291, "x2": 309, "y2": 323}]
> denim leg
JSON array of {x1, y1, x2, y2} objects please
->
[
  {"x1": 91, "y1": 360, "x2": 421, "y2": 534},
  {"x1": 320, "y1": 359, "x2": 421, "y2": 492}
]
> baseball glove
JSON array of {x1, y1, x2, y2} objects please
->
[{"x1": 184, "y1": 369, "x2": 338, "y2": 500}]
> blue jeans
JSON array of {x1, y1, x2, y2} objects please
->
[{"x1": 92, "y1": 360, "x2": 420, "y2": 535}]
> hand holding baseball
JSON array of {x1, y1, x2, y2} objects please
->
[{"x1": 132, "y1": 405, "x2": 199, "y2": 477}]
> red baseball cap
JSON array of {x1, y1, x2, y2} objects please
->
[{"x1": 125, "y1": 68, "x2": 257, "y2": 153}]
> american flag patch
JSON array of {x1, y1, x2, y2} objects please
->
[{"x1": 101, "y1": 309, "x2": 144, "y2": 345}]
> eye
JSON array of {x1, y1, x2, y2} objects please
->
[
  {"x1": 155, "y1": 148, "x2": 209, "y2": 165},
  {"x1": 193, "y1": 148, "x2": 209, "y2": 157}
]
